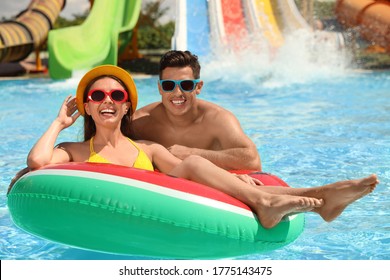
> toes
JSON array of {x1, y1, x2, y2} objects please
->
[
  {"x1": 308, "y1": 198, "x2": 323, "y2": 207},
  {"x1": 300, "y1": 197, "x2": 322, "y2": 208},
  {"x1": 316, "y1": 198, "x2": 324, "y2": 207}
]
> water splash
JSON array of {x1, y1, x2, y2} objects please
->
[{"x1": 202, "y1": 28, "x2": 351, "y2": 88}]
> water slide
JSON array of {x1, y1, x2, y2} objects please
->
[
  {"x1": 48, "y1": 0, "x2": 141, "y2": 79},
  {"x1": 335, "y1": 0, "x2": 390, "y2": 52},
  {"x1": 172, "y1": 0, "x2": 285, "y2": 57},
  {"x1": 272, "y1": 0, "x2": 310, "y2": 32},
  {"x1": 172, "y1": 0, "x2": 211, "y2": 57},
  {"x1": 0, "y1": 0, "x2": 65, "y2": 63},
  {"x1": 245, "y1": 0, "x2": 285, "y2": 47},
  {"x1": 172, "y1": 0, "x2": 352, "y2": 58}
]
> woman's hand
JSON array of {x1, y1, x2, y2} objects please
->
[{"x1": 56, "y1": 95, "x2": 81, "y2": 129}]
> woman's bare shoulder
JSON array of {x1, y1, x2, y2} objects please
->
[
  {"x1": 55, "y1": 141, "x2": 89, "y2": 161},
  {"x1": 56, "y1": 141, "x2": 88, "y2": 149}
]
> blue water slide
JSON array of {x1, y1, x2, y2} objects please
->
[{"x1": 172, "y1": 0, "x2": 211, "y2": 57}]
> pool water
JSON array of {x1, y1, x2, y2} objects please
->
[{"x1": 1, "y1": 53, "x2": 389, "y2": 259}]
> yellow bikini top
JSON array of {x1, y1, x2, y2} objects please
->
[{"x1": 88, "y1": 137, "x2": 154, "y2": 171}]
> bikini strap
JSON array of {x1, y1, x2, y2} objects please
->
[
  {"x1": 127, "y1": 137, "x2": 141, "y2": 151},
  {"x1": 89, "y1": 137, "x2": 95, "y2": 154}
]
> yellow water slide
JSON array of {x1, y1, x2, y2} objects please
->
[
  {"x1": 244, "y1": 0, "x2": 309, "y2": 48},
  {"x1": 0, "y1": 0, "x2": 65, "y2": 63},
  {"x1": 252, "y1": 0, "x2": 285, "y2": 47}
]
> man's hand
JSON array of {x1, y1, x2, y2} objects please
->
[
  {"x1": 233, "y1": 174, "x2": 264, "y2": 186},
  {"x1": 167, "y1": 144, "x2": 192, "y2": 160}
]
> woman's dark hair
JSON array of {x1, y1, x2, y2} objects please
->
[
  {"x1": 83, "y1": 75, "x2": 133, "y2": 141},
  {"x1": 159, "y1": 50, "x2": 201, "y2": 79}
]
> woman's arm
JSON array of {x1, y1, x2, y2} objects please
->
[
  {"x1": 138, "y1": 141, "x2": 182, "y2": 173},
  {"x1": 140, "y1": 141, "x2": 263, "y2": 185},
  {"x1": 27, "y1": 96, "x2": 81, "y2": 169}
]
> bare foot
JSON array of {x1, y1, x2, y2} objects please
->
[
  {"x1": 315, "y1": 174, "x2": 379, "y2": 222},
  {"x1": 255, "y1": 195, "x2": 323, "y2": 229}
]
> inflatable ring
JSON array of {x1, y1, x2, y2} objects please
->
[{"x1": 7, "y1": 162, "x2": 304, "y2": 259}]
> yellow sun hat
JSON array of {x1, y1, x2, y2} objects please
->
[{"x1": 76, "y1": 65, "x2": 138, "y2": 116}]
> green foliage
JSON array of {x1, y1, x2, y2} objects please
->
[
  {"x1": 139, "y1": 0, "x2": 170, "y2": 26},
  {"x1": 137, "y1": 1, "x2": 175, "y2": 49},
  {"x1": 294, "y1": 0, "x2": 337, "y2": 19},
  {"x1": 53, "y1": 12, "x2": 88, "y2": 29},
  {"x1": 313, "y1": 1, "x2": 337, "y2": 18},
  {"x1": 138, "y1": 21, "x2": 174, "y2": 49}
]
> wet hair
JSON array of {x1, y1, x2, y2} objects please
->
[
  {"x1": 159, "y1": 50, "x2": 201, "y2": 79},
  {"x1": 82, "y1": 75, "x2": 133, "y2": 141}
]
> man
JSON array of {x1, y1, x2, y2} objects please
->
[{"x1": 132, "y1": 50, "x2": 261, "y2": 171}]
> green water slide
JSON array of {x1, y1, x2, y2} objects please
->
[{"x1": 48, "y1": 0, "x2": 141, "y2": 79}]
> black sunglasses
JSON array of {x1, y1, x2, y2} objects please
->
[{"x1": 159, "y1": 79, "x2": 200, "y2": 92}]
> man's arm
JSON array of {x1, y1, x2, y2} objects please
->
[
  {"x1": 168, "y1": 111, "x2": 261, "y2": 171},
  {"x1": 168, "y1": 144, "x2": 261, "y2": 170}
]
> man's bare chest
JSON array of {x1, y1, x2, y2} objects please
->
[{"x1": 156, "y1": 125, "x2": 219, "y2": 149}]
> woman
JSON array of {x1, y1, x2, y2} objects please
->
[{"x1": 27, "y1": 65, "x2": 378, "y2": 229}]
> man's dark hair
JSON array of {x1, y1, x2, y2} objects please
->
[{"x1": 159, "y1": 50, "x2": 201, "y2": 79}]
